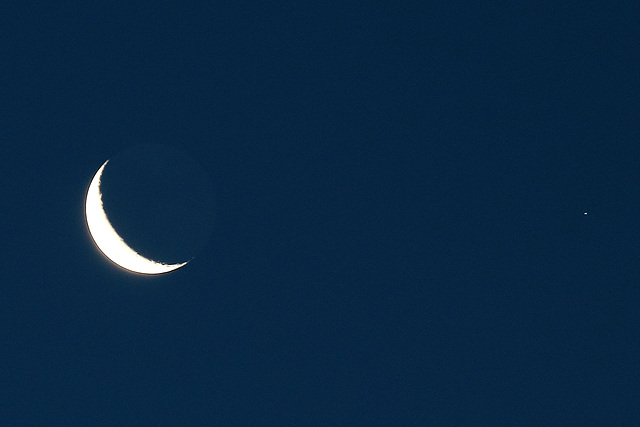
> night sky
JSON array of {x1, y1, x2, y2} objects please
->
[{"x1": 1, "y1": 1, "x2": 639, "y2": 424}]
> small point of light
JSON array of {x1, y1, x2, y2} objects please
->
[{"x1": 583, "y1": 212, "x2": 587, "y2": 215}]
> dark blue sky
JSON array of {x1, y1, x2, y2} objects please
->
[{"x1": 1, "y1": 1, "x2": 639, "y2": 424}]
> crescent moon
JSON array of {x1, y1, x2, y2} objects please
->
[{"x1": 85, "y1": 160, "x2": 189, "y2": 274}]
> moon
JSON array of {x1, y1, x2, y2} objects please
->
[{"x1": 85, "y1": 160, "x2": 189, "y2": 274}]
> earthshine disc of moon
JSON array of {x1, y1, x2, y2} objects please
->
[{"x1": 85, "y1": 160, "x2": 189, "y2": 274}]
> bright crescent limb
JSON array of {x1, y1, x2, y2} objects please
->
[{"x1": 85, "y1": 160, "x2": 188, "y2": 274}]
